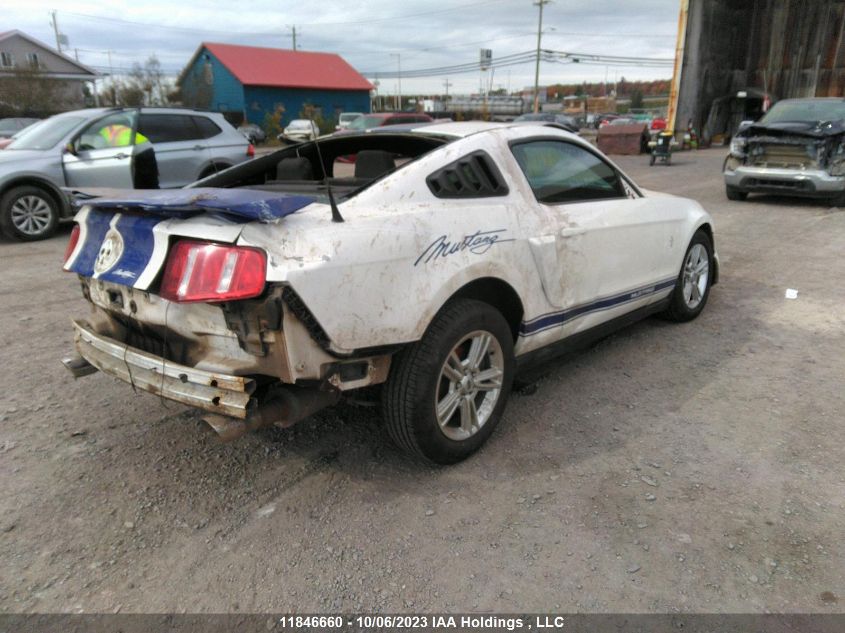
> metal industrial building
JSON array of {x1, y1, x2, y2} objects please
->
[{"x1": 671, "y1": 0, "x2": 845, "y2": 142}]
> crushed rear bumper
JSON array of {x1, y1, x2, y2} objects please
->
[{"x1": 67, "y1": 319, "x2": 255, "y2": 418}]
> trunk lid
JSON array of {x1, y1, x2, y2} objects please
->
[{"x1": 63, "y1": 188, "x2": 317, "y2": 291}]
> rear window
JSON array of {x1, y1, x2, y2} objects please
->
[
  {"x1": 192, "y1": 116, "x2": 222, "y2": 139},
  {"x1": 138, "y1": 114, "x2": 203, "y2": 143}
]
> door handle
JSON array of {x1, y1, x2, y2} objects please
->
[
  {"x1": 193, "y1": 145, "x2": 204, "y2": 151},
  {"x1": 114, "y1": 153, "x2": 128, "y2": 160}
]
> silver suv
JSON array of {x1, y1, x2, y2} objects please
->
[{"x1": 0, "y1": 107, "x2": 252, "y2": 241}]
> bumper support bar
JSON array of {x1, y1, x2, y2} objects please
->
[{"x1": 68, "y1": 320, "x2": 256, "y2": 418}]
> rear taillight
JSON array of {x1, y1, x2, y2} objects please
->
[
  {"x1": 159, "y1": 240, "x2": 266, "y2": 303},
  {"x1": 247, "y1": 143, "x2": 255, "y2": 157},
  {"x1": 63, "y1": 224, "x2": 81, "y2": 269}
]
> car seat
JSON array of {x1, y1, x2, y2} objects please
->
[
  {"x1": 354, "y1": 150, "x2": 395, "y2": 179},
  {"x1": 275, "y1": 157, "x2": 315, "y2": 181}
]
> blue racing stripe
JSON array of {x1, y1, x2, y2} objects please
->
[
  {"x1": 97, "y1": 214, "x2": 162, "y2": 285},
  {"x1": 520, "y1": 278, "x2": 676, "y2": 336},
  {"x1": 68, "y1": 209, "x2": 113, "y2": 278}
]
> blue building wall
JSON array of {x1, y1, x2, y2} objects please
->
[
  {"x1": 242, "y1": 86, "x2": 370, "y2": 127},
  {"x1": 181, "y1": 47, "x2": 371, "y2": 127},
  {"x1": 181, "y1": 46, "x2": 245, "y2": 115}
]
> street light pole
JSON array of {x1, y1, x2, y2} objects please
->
[{"x1": 533, "y1": 0, "x2": 550, "y2": 113}]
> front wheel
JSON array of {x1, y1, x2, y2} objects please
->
[
  {"x1": 0, "y1": 185, "x2": 59, "y2": 241},
  {"x1": 661, "y1": 230, "x2": 714, "y2": 322},
  {"x1": 382, "y1": 299, "x2": 515, "y2": 464}
]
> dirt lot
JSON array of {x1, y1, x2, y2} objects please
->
[{"x1": 1, "y1": 148, "x2": 843, "y2": 614}]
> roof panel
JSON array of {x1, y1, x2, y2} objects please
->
[{"x1": 203, "y1": 43, "x2": 373, "y2": 91}]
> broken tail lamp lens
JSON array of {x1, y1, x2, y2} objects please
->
[
  {"x1": 62, "y1": 224, "x2": 81, "y2": 268},
  {"x1": 160, "y1": 240, "x2": 266, "y2": 303}
]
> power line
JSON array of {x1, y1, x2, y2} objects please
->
[{"x1": 362, "y1": 49, "x2": 672, "y2": 78}]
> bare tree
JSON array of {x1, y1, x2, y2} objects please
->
[
  {"x1": 111, "y1": 55, "x2": 168, "y2": 107},
  {"x1": 0, "y1": 66, "x2": 73, "y2": 115}
]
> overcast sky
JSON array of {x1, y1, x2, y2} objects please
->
[{"x1": 8, "y1": 0, "x2": 680, "y2": 95}]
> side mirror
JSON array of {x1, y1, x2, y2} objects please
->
[{"x1": 738, "y1": 120, "x2": 755, "y2": 132}]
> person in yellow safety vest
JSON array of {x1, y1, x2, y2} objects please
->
[{"x1": 98, "y1": 123, "x2": 148, "y2": 147}]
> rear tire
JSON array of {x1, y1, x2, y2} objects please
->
[
  {"x1": 661, "y1": 230, "x2": 713, "y2": 323},
  {"x1": 382, "y1": 299, "x2": 515, "y2": 464},
  {"x1": 0, "y1": 185, "x2": 59, "y2": 241},
  {"x1": 726, "y1": 185, "x2": 747, "y2": 201}
]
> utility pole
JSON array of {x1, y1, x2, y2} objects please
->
[
  {"x1": 390, "y1": 53, "x2": 401, "y2": 111},
  {"x1": 533, "y1": 0, "x2": 550, "y2": 113},
  {"x1": 443, "y1": 77, "x2": 452, "y2": 99},
  {"x1": 288, "y1": 26, "x2": 298, "y2": 51},
  {"x1": 50, "y1": 10, "x2": 62, "y2": 53}
]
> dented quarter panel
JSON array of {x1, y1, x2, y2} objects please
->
[{"x1": 238, "y1": 127, "x2": 713, "y2": 355}]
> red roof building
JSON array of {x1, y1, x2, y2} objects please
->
[{"x1": 179, "y1": 42, "x2": 372, "y2": 127}]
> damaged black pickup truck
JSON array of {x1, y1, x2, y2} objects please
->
[{"x1": 723, "y1": 98, "x2": 845, "y2": 204}]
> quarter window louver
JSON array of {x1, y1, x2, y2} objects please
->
[{"x1": 427, "y1": 151, "x2": 509, "y2": 198}]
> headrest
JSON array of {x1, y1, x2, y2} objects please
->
[
  {"x1": 276, "y1": 157, "x2": 314, "y2": 181},
  {"x1": 354, "y1": 150, "x2": 395, "y2": 179}
]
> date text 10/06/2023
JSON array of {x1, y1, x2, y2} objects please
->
[{"x1": 277, "y1": 615, "x2": 567, "y2": 630}]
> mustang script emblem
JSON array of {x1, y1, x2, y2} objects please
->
[{"x1": 94, "y1": 228, "x2": 124, "y2": 274}]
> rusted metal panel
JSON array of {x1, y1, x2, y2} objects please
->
[
  {"x1": 596, "y1": 124, "x2": 648, "y2": 155},
  {"x1": 677, "y1": 0, "x2": 845, "y2": 141}
]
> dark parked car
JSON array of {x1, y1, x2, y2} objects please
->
[
  {"x1": 594, "y1": 113, "x2": 621, "y2": 129},
  {"x1": 513, "y1": 112, "x2": 579, "y2": 133}
]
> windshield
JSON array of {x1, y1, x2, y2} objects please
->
[
  {"x1": 339, "y1": 113, "x2": 361, "y2": 123},
  {"x1": 7, "y1": 116, "x2": 85, "y2": 150},
  {"x1": 760, "y1": 100, "x2": 845, "y2": 125},
  {"x1": 347, "y1": 115, "x2": 385, "y2": 131},
  {"x1": 288, "y1": 120, "x2": 312, "y2": 129}
]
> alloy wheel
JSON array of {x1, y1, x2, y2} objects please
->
[
  {"x1": 435, "y1": 330, "x2": 505, "y2": 441},
  {"x1": 682, "y1": 243, "x2": 709, "y2": 309},
  {"x1": 10, "y1": 195, "x2": 52, "y2": 236}
]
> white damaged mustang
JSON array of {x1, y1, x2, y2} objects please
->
[{"x1": 62, "y1": 122, "x2": 718, "y2": 463}]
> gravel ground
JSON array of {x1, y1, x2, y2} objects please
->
[{"x1": 0, "y1": 147, "x2": 843, "y2": 614}]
